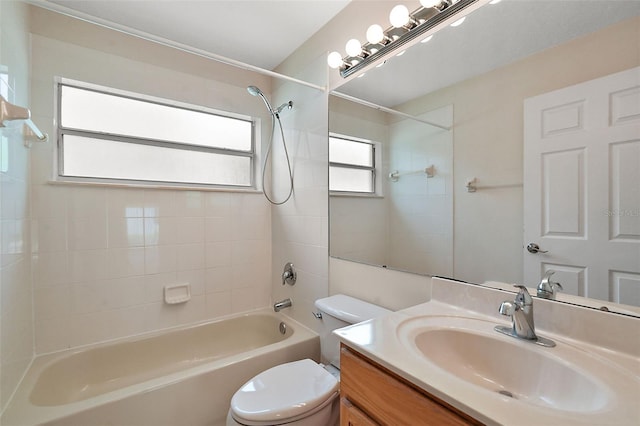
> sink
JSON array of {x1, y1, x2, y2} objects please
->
[{"x1": 397, "y1": 316, "x2": 615, "y2": 413}]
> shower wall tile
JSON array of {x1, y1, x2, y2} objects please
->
[
  {"x1": 0, "y1": 0, "x2": 34, "y2": 412},
  {"x1": 29, "y1": 30, "x2": 272, "y2": 353}
]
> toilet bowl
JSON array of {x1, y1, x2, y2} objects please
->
[{"x1": 226, "y1": 295, "x2": 391, "y2": 426}]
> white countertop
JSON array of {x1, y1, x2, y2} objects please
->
[{"x1": 334, "y1": 278, "x2": 640, "y2": 426}]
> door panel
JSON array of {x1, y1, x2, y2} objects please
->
[{"x1": 524, "y1": 66, "x2": 640, "y2": 306}]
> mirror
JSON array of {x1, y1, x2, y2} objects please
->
[{"x1": 329, "y1": 0, "x2": 640, "y2": 315}]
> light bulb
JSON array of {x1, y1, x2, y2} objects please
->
[
  {"x1": 366, "y1": 24, "x2": 385, "y2": 44},
  {"x1": 450, "y1": 16, "x2": 466, "y2": 27},
  {"x1": 389, "y1": 4, "x2": 410, "y2": 28},
  {"x1": 345, "y1": 39, "x2": 362, "y2": 57},
  {"x1": 420, "y1": 0, "x2": 441, "y2": 7},
  {"x1": 327, "y1": 51, "x2": 343, "y2": 69}
]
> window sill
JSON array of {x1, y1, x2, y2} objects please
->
[
  {"x1": 47, "y1": 179, "x2": 262, "y2": 193},
  {"x1": 330, "y1": 192, "x2": 384, "y2": 199}
]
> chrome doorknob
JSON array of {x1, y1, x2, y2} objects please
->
[{"x1": 526, "y1": 243, "x2": 548, "y2": 254}]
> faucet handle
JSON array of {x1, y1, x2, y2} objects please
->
[
  {"x1": 513, "y1": 285, "x2": 533, "y2": 305},
  {"x1": 537, "y1": 271, "x2": 563, "y2": 299}
]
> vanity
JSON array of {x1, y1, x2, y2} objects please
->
[{"x1": 335, "y1": 278, "x2": 640, "y2": 425}]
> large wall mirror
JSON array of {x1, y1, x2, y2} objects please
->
[{"x1": 329, "y1": 0, "x2": 640, "y2": 315}]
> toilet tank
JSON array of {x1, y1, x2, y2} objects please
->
[{"x1": 314, "y1": 294, "x2": 391, "y2": 368}]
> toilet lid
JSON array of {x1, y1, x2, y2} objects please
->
[{"x1": 230, "y1": 359, "x2": 339, "y2": 424}]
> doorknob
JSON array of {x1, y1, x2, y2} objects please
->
[{"x1": 526, "y1": 243, "x2": 548, "y2": 254}]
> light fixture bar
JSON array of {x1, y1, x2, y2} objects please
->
[{"x1": 339, "y1": 0, "x2": 479, "y2": 78}]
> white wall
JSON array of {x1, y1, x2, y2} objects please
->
[
  {"x1": 0, "y1": 0, "x2": 34, "y2": 411},
  {"x1": 27, "y1": 7, "x2": 275, "y2": 353},
  {"x1": 270, "y1": 56, "x2": 329, "y2": 332}
]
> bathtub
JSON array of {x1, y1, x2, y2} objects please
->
[{"x1": 1, "y1": 308, "x2": 319, "y2": 426}]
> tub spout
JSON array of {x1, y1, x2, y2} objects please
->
[{"x1": 274, "y1": 298, "x2": 292, "y2": 312}]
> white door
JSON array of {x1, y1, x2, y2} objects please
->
[{"x1": 524, "y1": 67, "x2": 640, "y2": 306}]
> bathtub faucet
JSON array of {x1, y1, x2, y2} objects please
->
[{"x1": 274, "y1": 298, "x2": 292, "y2": 312}]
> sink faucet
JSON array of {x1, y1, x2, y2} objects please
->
[
  {"x1": 537, "y1": 270, "x2": 563, "y2": 300},
  {"x1": 495, "y1": 285, "x2": 555, "y2": 347},
  {"x1": 273, "y1": 298, "x2": 292, "y2": 312}
]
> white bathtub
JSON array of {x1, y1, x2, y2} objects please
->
[{"x1": 1, "y1": 309, "x2": 319, "y2": 426}]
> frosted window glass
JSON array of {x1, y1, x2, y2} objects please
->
[
  {"x1": 329, "y1": 137, "x2": 373, "y2": 167},
  {"x1": 330, "y1": 167, "x2": 373, "y2": 193},
  {"x1": 62, "y1": 135, "x2": 251, "y2": 186},
  {"x1": 61, "y1": 85, "x2": 252, "y2": 151}
]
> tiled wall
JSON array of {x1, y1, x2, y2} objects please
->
[
  {"x1": 270, "y1": 57, "x2": 330, "y2": 332},
  {"x1": 28, "y1": 9, "x2": 274, "y2": 354},
  {"x1": 387, "y1": 106, "x2": 453, "y2": 276},
  {"x1": 0, "y1": 0, "x2": 34, "y2": 411}
]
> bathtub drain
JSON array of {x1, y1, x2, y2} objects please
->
[{"x1": 279, "y1": 322, "x2": 287, "y2": 335}]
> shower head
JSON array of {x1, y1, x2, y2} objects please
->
[
  {"x1": 247, "y1": 86, "x2": 262, "y2": 97},
  {"x1": 247, "y1": 85, "x2": 274, "y2": 115},
  {"x1": 247, "y1": 85, "x2": 293, "y2": 117}
]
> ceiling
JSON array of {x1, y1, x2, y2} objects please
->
[
  {"x1": 43, "y1": 0, "x2": 351, "y2": 70},
  {"x1": 37, "y1": 0, "x2": 640, "y2": 107}
]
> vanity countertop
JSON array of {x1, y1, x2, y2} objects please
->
[{"x1": 334, "y1": 278, "x2": 640, "y2": 426}]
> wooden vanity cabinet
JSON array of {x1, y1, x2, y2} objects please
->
[{"x1": 339, "y1": 344, "x2": 483, "y2": 426}]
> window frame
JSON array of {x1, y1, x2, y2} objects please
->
[
  {"x1": 54, "y1": 78, "x2": 258, "y2": 190},
  {"x1": 329, "y1": 133, "x2": 380, "y2": 196}
]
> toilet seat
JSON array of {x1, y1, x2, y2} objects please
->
[{"x1": 230, "y1": 359, "x2": 339, "y2": 425}]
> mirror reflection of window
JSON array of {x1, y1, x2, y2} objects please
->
[{"x1": 329, "y1": 135, "x2": 377, "y2": 194}]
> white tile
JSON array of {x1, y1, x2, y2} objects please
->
[
  {"x1": 176, "y1": 268, "x2": 206, "y2": 296},
  {"x1": 205, "y1": 192, "x2": 231, "y2": 217},
  {"x1": 144, "y1": 190, "x2": 177, "y2": 217},
  {"x1": 35, "y1": 315, "x2": 71, "y2": 354},
  {"x1": 31, "y1": 184, "x2": 68, "y2": 218},
  {"x1": 68, "y1": 218, "x2": 108, "y2": 250},
  {"x1": 176, "y1": 243, "x2": 205, "y2": 271},
  {"x1": 144, "y1": 245, "x2": 177, "y2": 274},
  {"x1": 67, "y1": 187, "x2": 107, "y2": 220},
  {"x1": 205, "y1": 291, "x2": 232, "y2": 317},
  {"x1": 175, "y1": 217, "x2": 205, "y2": 244},
  {"x1": 205, "y1": 266, "x2": 233, "y2": 293},
  {"x1": 144, "y1": 272, "x2": 177, "y2": 303},
  {"x1": 34, "y1": 285, "x2": 71, "y2": 321},
  {"x1": 205, "y1": 242, "x2": 232, "y2": 268},
  {"x1": 107, "y1": 188, "x2": 145, "y2": 218},
  {"x1": 108, "y1": 247, "x2": 145, "y2": 278},
  {"x1": 144, "y1": 217, "x2": 178, "y2": 246},
  {"x1": 108, "y1": 217, "x2": 145, "y2": 248},
  {"x1": 205, "y1": 217, "x2": 233, "y2": 242},
  {"x1": 32, "y1": 252, "x2": 69, "y2": 287},
  {"x1": 175, "y1": 191, "x2": 205, "y2": 217},
  {"x1": 32, "y1": 217, "x2": 67, "y2": 253},
  {"x1": 69, "y1": 249, "x2": 108, "y2": 282}
]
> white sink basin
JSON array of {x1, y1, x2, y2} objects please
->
[{"x1": 397, "y1": 316, "x2": 617, "y2": 413}]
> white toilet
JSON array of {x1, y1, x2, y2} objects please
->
[{"x1": 226, "y1": 294, "x2": 391, "y2": 426}]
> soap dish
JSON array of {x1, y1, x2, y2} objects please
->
[{"x1": 164, "y1": 283, "x2": 191, "y2": 304}]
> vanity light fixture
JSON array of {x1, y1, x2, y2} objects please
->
[{"x1": 328, "y1": 0, "x2": 481, "y2": 78}]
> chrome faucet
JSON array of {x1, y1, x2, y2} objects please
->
[
  {"x1": 273, "y1": 298, "x2": 292, "y2": 312},
  {"x1": 495, "y1": 285, "x2": 555, "y2": 347},
  {"x1": 537, "y1": 270, "x2": 563, "y2": 300}
]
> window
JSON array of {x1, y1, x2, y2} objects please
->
[
  {"x1": 56, "y1": 80, "x2": 255, "y2": 187},
  {"x1": 329, "y1": 135, "x2": 376, "y2": 193}
]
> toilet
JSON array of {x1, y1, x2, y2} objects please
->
[{"x1": 226, "y1": 294, "x2": 391, "y2": 426}]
